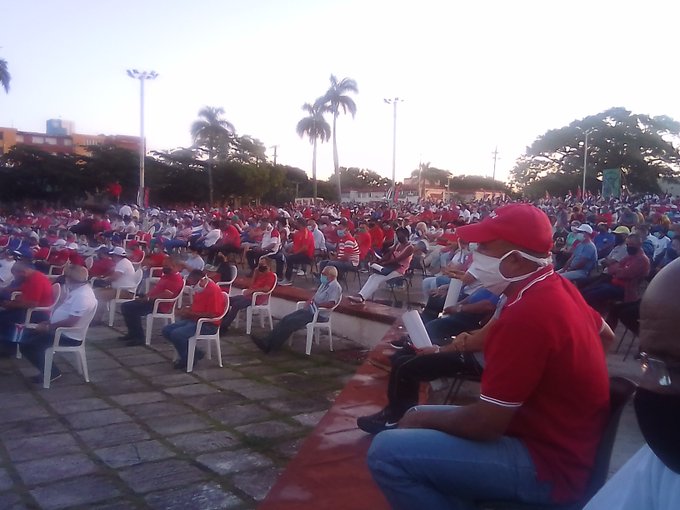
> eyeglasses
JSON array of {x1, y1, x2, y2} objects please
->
[{"x1": 639, "y1": 352, "x2": 672, "y2": 387}]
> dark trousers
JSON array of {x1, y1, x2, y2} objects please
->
[
  {"x1": 581, "y1": 283, "x2": 625, "y2": 311},
  {"x1": 424, "y1": 312, "x2": 485, "y2": 345},
  {"x1": 222, "y1": 295, "x2": 251, "y2": 330},
  {"x1": 20, "y1": 330, "x2": 81, "y2": 377},
  {"x1": 263, "y1": 309, "x2": 314, "y2": 351},
  {"x1": 0, "y1": 309, "x2": 49, "y2": 342},
  {"x1": 247, "y1": 248, "x2": 270, "y2": 269},
  {"x1": 319, "y1": 259, "x2": 357, "y2": 276},
  {"x1": 121, "y1": 300, "x2": 154, "y2": 340},
  {"x1": 284, "y1": 253, "x2": 312, "y2": 280},
  {"x1": 387, "y1": 352, "x2": 482, "y2": 419},
  {"x1": 162, "y1": 320, "x2": 217, "y2": 363}
]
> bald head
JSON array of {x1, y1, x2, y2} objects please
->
[{"x1": 640, "y1": 257, "x2": 680, "y2": 361}]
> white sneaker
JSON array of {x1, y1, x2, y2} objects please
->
[
  {"x1": 279, "y1": 279, "x2": 293, "y2": 286},
  {"x1": 296, "y1": 269, "x2": 306, "y2": 276}
]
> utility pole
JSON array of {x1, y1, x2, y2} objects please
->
[
  {"x1": 384, "y1": 97, "x2": 403, "y2": 187},
  {"x1": 126, "y1": 69, "x2": 158, "y2": 208},
  {"x1": 270, "y1": 145, "x2": 278, "y2": 166},
  {"x1": 583, "y1": 130, "x2": 592, "y2": 195},
  {"x1": 491, "y1": 146, "x2": 500, "y2": 181}
]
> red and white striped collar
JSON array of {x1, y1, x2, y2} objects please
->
[{"x1": 503, "y1": 265, "x2": 555, "y2": 309}]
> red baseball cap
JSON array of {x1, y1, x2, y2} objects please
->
[{"x1": 456, "y1": 204, "x2": 553, "y2": 255}]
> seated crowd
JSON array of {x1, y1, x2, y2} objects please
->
[{"x1": 0, "y1": 194, "x2": 679, "y2": 507}]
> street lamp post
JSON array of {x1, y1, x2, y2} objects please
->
[
  {"x1": 384, "y1": 97, "x2": 403, "y2": 187},
  {"x1": 583, "y1": 129, "x2": 593, "y2": 196},
  {"x1": 127, "y1": 69, "x2": 158, "y2": 208}
]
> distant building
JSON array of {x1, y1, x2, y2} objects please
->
[{"x1": 0, "y1": 119, "x2": 141, "y2": 157}]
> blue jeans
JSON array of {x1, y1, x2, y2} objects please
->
[
  {"x1": 422, "y1": 275, "x2": 451, "y2": 295},
  {"x1": 162, "y1": 319, "x2": 217, "y2": 363},
  {"x1": 367, "y1": 407, "x2": 553, "y2": 510}
]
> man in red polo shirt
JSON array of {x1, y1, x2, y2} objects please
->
[
  {"x1": 119, "y1": 259, "x2": 184, "y2": 346},
  {"x1": 279, "y1": 220, "x2": 314, "y2": 286},
  {"x1": 0, "y1": 260, "x2": 54, "y2": 345},
  {"x1": 367, "y1": 204, "x2": 614, "y2": 509},
  {"x1": 162, "y1": 269, "x2": 226, "y2": 370}
]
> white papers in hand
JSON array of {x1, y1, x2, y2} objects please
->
[
  {"x1": 401, "y1": 310, "x2": 432, "y2": 348},
  {"x1": 443, "y1": 278, "x2": 463, "y2": 312}
]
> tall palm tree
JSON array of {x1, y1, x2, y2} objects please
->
[
  {"x1": 0, "y1": 58, "x2": 10, "y2": 93},
  {"x1": 296, "y1": 102, "x2": 331, "y2": 199},
  {"x1": 315, "y1": 74, "x2": 358, "y2": 200},
  {"x1": 190, "y1": 106, "x2": 235, "y2": 205}
]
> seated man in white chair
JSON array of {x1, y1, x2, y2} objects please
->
[
  {"x1": 251, "y1": 266, "x2": 341, "y2": 354},
  {"x1": 19, "y1": 265, "x2": 97, "y2": 384},
  {"x1": 221, "y1": 258, "x2": 276, "y2": 332}
]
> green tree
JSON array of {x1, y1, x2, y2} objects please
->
[
  {"x1": 0, "y1": 58, "x2": 9, "y2": 93},
  {"x1": 190, "y1": 106, "x2": 235, "y2": 205},
  {"x1": 296, "y1": 102, "x2": 331, "y2": 199},
  {"x1": 329, "y1": 167, "x2": 390, "y2": 190},
  {"x1": 231, "y1": 135, "x2": 267, "y2": 165},
  {"x1": 315, "y1": 75, "x2": 358, "y2": 199},
  {"x1": 511, "y1": 107, "x2": 680, "y2": 194}
]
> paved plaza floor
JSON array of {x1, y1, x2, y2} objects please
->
[
  {"x1": 0, "y1": 321, "x2": 365, "y2": 510},
  {"x1": 0, "y1": 300, "x2": 646, "y2": 510}
]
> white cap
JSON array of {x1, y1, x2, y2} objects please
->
[
  {"x1": 53, "y1": 239, "x2": 67, "y2": 248},
  {"x1": 66, "y1": 242, "x2": 79, "y2": 250},
  {"x1": 109, "y1": 246, "x2": 127, "y2": 257},
  {"x1": 576, "y1": 224, "x2": 593, "y2": 234}
]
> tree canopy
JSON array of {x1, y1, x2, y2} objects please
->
[
  {"x1": 511, "y1": 107, "x2": 680, "y2": 197},
  {"x1": 328, "y1": 167, "x2": 390, "y2": 190},
  {"x1": 0, "y1": 58, "x2": 9, "y2": 93}
]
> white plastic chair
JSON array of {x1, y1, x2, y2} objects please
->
[
  {"x1": 216, "y1": 264, "x2": 238, "y2": 294},
  {"x1": 234, "y1": 274, "x2": 277, "y2": 334},
  {"x1": 107, "y1": 269, "x2": 143, "y2": 326},
  {"x1": 131, "y1": 251, "x2": 145, "y2": 271},
  {"x1": 15, "y1": 283, "x2": 62, "y2": 359},
  {"x1": 145, "y1": 266, "x2": 163, "y2": 294},
  {"x1": 292, "y1": 298, "x2": 341, "y2": 355},
  {"x1": 43, "y1": 304, "x2": 98, "y2": 388},
  {"x1": 47, "y1": 260, "x2": 69, "y2": 282},
  {"x1": 144, "y1": 282, "x2": 185, "y2": 345},
  {"x1": 186, "y1": 292, "x2": 230, "y2": 373}
]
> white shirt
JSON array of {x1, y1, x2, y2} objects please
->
[
  {"x1": 0, "y1": 259, "x2": 15, "y2": 286},
  {"x1": 203, "y1": 228, "x2": 222, "y2": 247},
  {"x1": 261, "y1": 229, "x2": 281, "y2": 253},
  {"x1": 181, "y1": 254, "x2": 205, "y2": 277},
  {"x1": 311, "y1": 228, "x2": 326, "y2": 251},
  {"x1": 51, "y1": 284, "x2": 98, "y2": 341},
  {"x1": 584, "y1": 445, "x2": 680, "y2": 510},
  {"x1": 111, "y1": 257, "x2": 137, "y2": 289},
  {"x1": 119, "y1": 205, "x2": 132, "y2": 218}
]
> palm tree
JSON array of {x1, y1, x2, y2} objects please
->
[
  {"x1": 190, "y1": 106, "x2": 235, "y2": 205},
  {"x1": 0, "y1": 58, "x2": 10, "y2": 93},
  {"x1": 315, "y1": 75, "x2": 358, "y2": 200},
  {"x1": 296, "y1": 102, "x2": 331, "y2": 199}
]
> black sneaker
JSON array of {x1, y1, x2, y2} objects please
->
[
  {"x1": 125, "y1": 338, "x2": 145, "y2": 347},
  {"x1": 250, "y1": 334, "x2": 271, "y2": 354},
  {"x1": 173, "y1": 359, "x2": 187, "y2": 370},
  {"x1": 118, "y1": 335, "x2": 133, "y2": 342},
  {"x1": 357, "y1": 408, "x2": 400, "y2": 434}
]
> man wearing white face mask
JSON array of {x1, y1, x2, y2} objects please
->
[{"x1": 368, "y1": 203, "x2": 615, "y2": 510}]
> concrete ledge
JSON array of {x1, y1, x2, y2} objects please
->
[{"x1": 257, "y1": 326, "x2": 407, "y2": 510}]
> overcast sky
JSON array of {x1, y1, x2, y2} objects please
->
[{"x1": 2, "y1": 0, "x2": 679, "y2": 184}]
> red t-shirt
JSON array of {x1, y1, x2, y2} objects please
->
[
  {"x1": 222, "y1": 224, "x2": 241, "y2": 248},
  {"x1": 250, "y1": 270, "x2": 277, "y2": 305},
  {"x1": 148, "y1": 272, "x2": 184, "y2": 313},
  {"x1": 90, "y1": 258, "x2": 115, "y2": 278},
  {"x1": 369, "y1": 227, "x2": 384, "y2": 249},
  {"x1": 21, "y1": 271, "x2": 54, "y2": 307},
  {"x1": 191, "y1": 280, "x2": 227, "y2": 326},
  {"x1": 355, "y1": 231, "x2": 372, "y2": 259},
  {"x1": 292, "y1": 228, "x2": 314, "y2": 258},
  {"x1": 480, "y1": 268, "x2": 609, "y2": 503}
]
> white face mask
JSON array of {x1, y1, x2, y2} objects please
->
[
  {"x1": 468, "y1": 250, "x2": 551, "y2": 295},
  {"x1": 193, "y1": 278, "x2": 207, "y2": 293}
]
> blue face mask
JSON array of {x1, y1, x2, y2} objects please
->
[
  {"x1": 668, "y1": 231, "x2": 676, "y2": 239},
  {"x1": 320, "y1": 274, "x2": 329, "y2": 284},
  {"x1": 337, "y1": 230, "x2": 345, "y2": 237}
]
